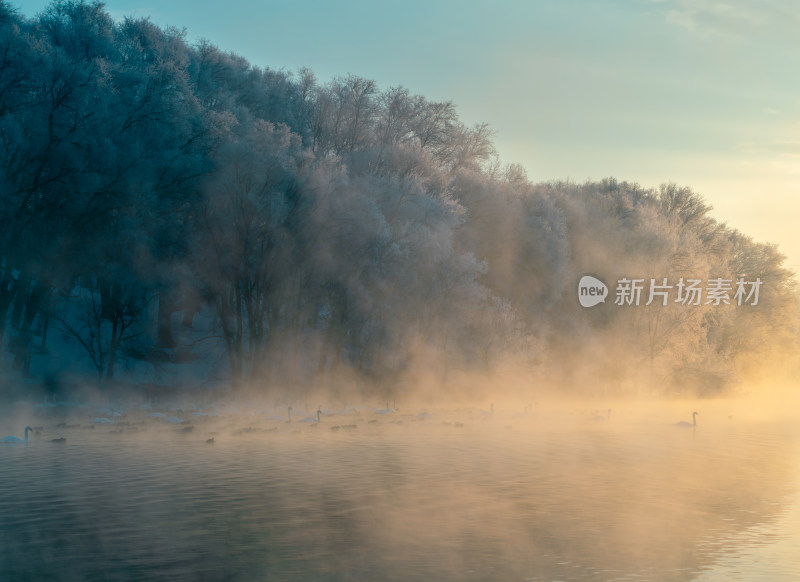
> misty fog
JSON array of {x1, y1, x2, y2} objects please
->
[
  {"x1": 2, "y1": 2, "x2": 800, "y2": 581},
  {"x1": 3, "y1": 395, "x2": 800, "y2": 581}
]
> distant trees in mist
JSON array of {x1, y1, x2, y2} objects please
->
[{"x1": 1, "y1": 1, "x2": 797, "y2": 397}]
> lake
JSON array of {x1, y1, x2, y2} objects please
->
[{"x1": 1, "y1": 399, "x2": 799, "y2": 581}]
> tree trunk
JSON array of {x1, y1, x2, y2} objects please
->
[
  {"x1": 105, "y1": 318, "x2": 120, "y2": 385},
  {"x1": 0, "y1": 273, "x2": 16, "y2": 346},
  {"x1": 157, "y1": 289, "x2": 177, "y2": 348},
  {"x1": 15, "y1": 279, "x2": 47, "y2": 376}
]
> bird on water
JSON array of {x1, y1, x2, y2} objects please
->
[
  {"x1": 2, "y1": 426, "x2": 33, "y2": 443},
  {"x1": 675, "y1": 411, "x2": 699, "y2": 428},
  {"x1": 300, "y1": 407, "x2": 322, "y2": 423},
  {"x1": 593, "y1": 409, "x2": 612, "y2": 421}
]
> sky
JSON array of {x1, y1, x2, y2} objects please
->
[{"x1": 11, "y1": 0, "x2": 800, "y2": 273}]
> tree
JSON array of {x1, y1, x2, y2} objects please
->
[{"x1": 194, "y1": 120, "x2": 308, "y2": 388}]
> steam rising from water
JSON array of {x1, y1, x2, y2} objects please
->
[
  {"x1": 2, "y1": 394, "x2": 799, "y2": 580},
  {"x1": 1, "y1": 4, "x2": 800, "y2": 579}
]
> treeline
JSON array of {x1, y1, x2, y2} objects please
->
[{"x1": 1, "y1": 1, "x2": 797, "y2": 397}]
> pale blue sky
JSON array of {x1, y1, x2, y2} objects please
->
[{"x1": 12, "y1": 0, "x2": 800, "y2": 270}]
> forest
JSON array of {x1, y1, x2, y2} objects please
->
[{"x1": 1, "y1": 1, "x2": 797, "y2": 401}]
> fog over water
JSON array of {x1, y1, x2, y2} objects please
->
[
  {"x1": 2, "y1": 394, "x2": 800, "y2": 581},
  {"x1": 2, "y1": 2, "x2": 800, "y2": 580}
]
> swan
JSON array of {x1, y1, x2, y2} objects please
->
[
  {"x1": 2, "y1": 426, "x2": 33, "y2": 443},
  {"x1": 675, "y1": 411, "x2": 699, "y2": 428},
  {"x1": 375, "y1": 402, "x2": 394, "y2": 414},
  {"x1": 192, "y1": 404, "x2": 219, "y2": 418},
  {"x1": 593, "y1": 409, "x2": 612, "y2": 421},
  {"x1": 269, "y1": 406, "x2": 293, "y2": 422},
  {"x1": 300, "y1": 408, "x2": 322, "y2": 423},
  {"x1": 163, "y1": 409, "x2": 184, "y2": 423}
]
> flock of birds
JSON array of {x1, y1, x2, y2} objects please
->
[{"x1": 1, "y1": 399, "x2": 704, "y2": 445}]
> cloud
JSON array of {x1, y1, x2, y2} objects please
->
[
  {"x1": 736, "y1": 139, "x2": 800, "y2": 179},
  {"x1": 742, "y1": 140, "x2": 800, "y2": 156},
  {"x1": 655, "y1": 0, "x2": 800, "y2": 41},
  {"x1": 768, "y1": 155, "x2": 800, "y2": 177},
  {"x1": 769, "y1": 140, "x2": 800, "y2": 154}
]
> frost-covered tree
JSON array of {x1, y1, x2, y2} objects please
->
[
  {"x1": 193, "y1": 119, "x2": 308, "y2": 387},
  {"x1": 2, "y1": 0, "x2": 797, "y2": 397}
]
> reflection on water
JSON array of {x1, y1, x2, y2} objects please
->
[{"x1": 1, "y1": 403, "x2": 799, "y2": 581}]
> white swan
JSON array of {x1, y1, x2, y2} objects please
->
[
  {"x1": 675, "y1": 411, "x2": 699, "y2": 428},
  {"x1": 593, "y1": 409, "x2": 612, "y2": 421},
  {"x1": 163, "y1": 409, "x2": 184, "y2": 423},
  {"x1": 2, "y1": 426, "x2": 33, "y2": 443},
  {"x1": 300, "y1": 408, "x2": 322, "y2": 423},
  {"x1": 269, "y1": 406, "x2": 293, "y2": 422},
  {"x1": 374, "y1": 402, "x2": 394, "y2": 414}
]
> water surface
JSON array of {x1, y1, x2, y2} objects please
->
[{"x1": 1, "y1": 402, "x2": 798, "y2": 581}]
